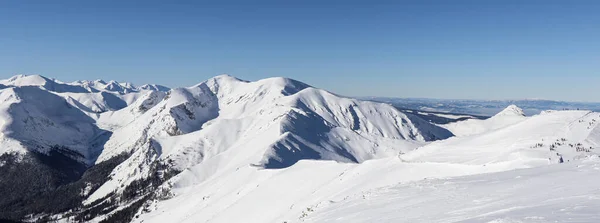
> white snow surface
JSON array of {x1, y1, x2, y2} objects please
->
[
  {"x1": 0, "y1": 74, "x2": 170, "y2": 113},
  {"x1": 0, "y1": 86, "x2": 102, "y2": 158},
  {"x1": 305, "y1": 158, "x2": 600, "y2": 223},
  {"x1": 86, "y1": 75, "x2": 452, "y2": 204},
  {"x1": 442, "y1": 104, "x2": 527, "y2": 137},
  {"x1": 94, "y1": 74, "x2": 452, "y2": 167},
  {"x1": 0, "y1": 74, "x2": 169, "y2": 161},
  {"x1": 405, "y1": 109, "x2": 599, "y2": 165},
  {"x1": 2, "y1": 74, "x2": 600, "y2": 223},
  {"x1": 135, "y1": 105, "x2": 600, "y2": 223},
  {"x1": 136, "y1": 159, "x2": 524, "y2": 223}
]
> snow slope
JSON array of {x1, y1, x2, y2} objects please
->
[
  {"x1": 306, "y1": 157, "x2": 600, "y2": 223},
  {"x1": 404, "y1": 110, "x2": 600, "y2": 166},
  {"x1": 94, "y1": 75, "x2": 453, "y2": 167},
  {"x1": 2, "y1": 74, "x2": 599, "y2": 223},
  {"x1": 0, "y1": 86, "x2": 105, "y2": 160},
  {"x1": 84, "y1": 75, "x2": 453, "y2": 207},
  {"x1": 0, "y1": 75, "x2": 90, "y2": 93},
  {"x1": 136, "y1": 159, "x2": 523, "y2": 223},
  {"x1": 0, "y1": 74, "x2": 170, "y2": 113},
  {"x1": 135, "y1": 108, "x2": 600, "y2": 223},
  {"x1": 442, "y1": 105, "x2": 527, "y2": 137},
  {"x1": 0, "y1": 75, "x2": 170, "y2": 161}
]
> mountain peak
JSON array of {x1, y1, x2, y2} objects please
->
[
  {"x1": 259, "y1": 77, "x2": 312, "y2": 95},
  {"x1": 103, "y1": 81, "x2": 124, "y2": 91},
  {"x1": 495, "y1": 104, "x2": 525, "y2": 117},
  {"x1": 210, "y1": 74, "x2": 247, "y2": 83},
  {"x1": 106, "y1": 80, "x2": 120, "y2": 85},
  {"x1": 2, "y1": 74, "x2": 50, "y2": 86},
  {"x1": 138, "y1": 84, "x2": 170, "y2": 92}
]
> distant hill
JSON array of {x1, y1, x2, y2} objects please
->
[{"x1": 361, "y1": 97, "x2": 600, "y2": 116}]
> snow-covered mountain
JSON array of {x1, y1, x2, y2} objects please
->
[
  {"x1": 365, "y1": 96, "x2": 600, "y2": 116},
  {"x1": 1, "y1": 74, "x2": 599, "y2": 223},
  {"x1": 0, "y1": 75, "x2": 171, "y2": 159},
  {"x1": 442, "y1": 104, "x2": 527, "y2": 137},
  {"x1": 0, "y1": 74, "x2": 165, "y2": 94},
  {"x1": 82, "y1": 75, "x2": 454, "y2": 212},
  {"x1": 0, "y1": 74, "x2": 452, "y2": 222},
  {"x1": 96, "y1": 74, "x2": 452, "y2": 167},
  {"x1": 0, "y1": 74, "x2": 170, "y2": 113},
  {"x1": 131, "y1": 105, "x2": 600, "y2": 223},
  {"x1": 0, "y1": 86, "x2": 103, "y2": 161},
  {"x1": 403, "y1": 108, "x2": 600, "y2": 166}
]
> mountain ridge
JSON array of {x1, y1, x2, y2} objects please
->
[
  {"x1": 0, "y1": 74, "x2": 454, "y2": 222},
  {"x1": 1, "y1": 74, "x2": 171, "y2": 94}
]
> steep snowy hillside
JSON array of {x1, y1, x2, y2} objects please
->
[
  {"x1": 442, "y1": 104, "x2": 527, "y2": 137},
  {"x1": 95, "y1": 74, "x2": 452, "y2": 167},
  {"x1": 0, "y1": 75, "x2": 171, "y2": 221},
  {"x1": 0, "y1": 75, "x2": 171, "y2": 157},
  {"x1": 0, "y1": 74, "x2": 453, "y2": 222},
  {"x1": 0, "y1": 86, "x2": 105, "y2": 161},
  {"x1": 81, "y1": 75, "x2": 453, "y2": 216},
  {"x1": 134, "y1": 108, "x2": 600, "y2": 223},
  {"x1": 95, "y1": 90, "x2": 168, "y2": 130}
]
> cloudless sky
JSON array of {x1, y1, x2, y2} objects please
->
[{"x1": 0, "y1": 0, "x2": 599, "y2": 101}]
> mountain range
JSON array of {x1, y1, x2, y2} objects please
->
[{"x1": 0, "y1": 74, "x2": 598, "y2": 223}]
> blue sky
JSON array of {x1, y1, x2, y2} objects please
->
[{"x1": 1, "y1": 1, "x2": 599, "y2": 101}]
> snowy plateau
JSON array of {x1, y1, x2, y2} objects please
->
[{"x1": 0, "y1": 74, "x2": 599, "y2": 223}]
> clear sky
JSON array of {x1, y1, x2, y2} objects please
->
[{"x1": 0, "y1": 1, "x2": 599, "y2": 101}]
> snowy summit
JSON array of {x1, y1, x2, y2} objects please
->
[{"x1": 495, "y1": 104, "x2": 526, "y2": 117}]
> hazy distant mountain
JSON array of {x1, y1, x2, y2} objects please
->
[{"x1": 362, "y1": 97, "x2": 600, "y2": 116}]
